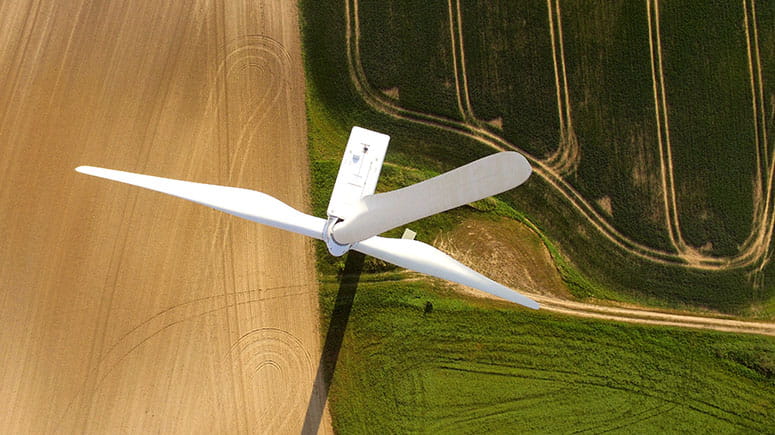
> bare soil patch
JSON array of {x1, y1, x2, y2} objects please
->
[
  {"x1": 434, "y1": 217, "x2": 572, "y2": 299},
  {"x1": 381, "y1": 87, "x2": 400, "y2": 100},
  {"x1": 596, "y1": 196, "x2": 613, "y2": 217},
  {"x1": 433, "y1": 219, "x2": 775, "y2": 336}
]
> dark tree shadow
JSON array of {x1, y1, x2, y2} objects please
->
[{"x1": 302, "y1": 251, "x2": 365, "y2": 434}]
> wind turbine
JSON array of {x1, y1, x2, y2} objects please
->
[{"x1": 76, "y1": 127, "x2": 539, "y2": 309}]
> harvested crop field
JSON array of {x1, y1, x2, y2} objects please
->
[{"x1": 0, "y1": 1, "x2": 330, "y2": 433}]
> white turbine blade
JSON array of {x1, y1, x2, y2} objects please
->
[
  {"x1": 76, "y1": 166, "x2": 326, "y2": 239},
  {"x1": 353, "y1": 236, "x2": 539, "y2": 309},
  {"x1": 332, "y1": 152, "x2": 531, "y2": 244}
]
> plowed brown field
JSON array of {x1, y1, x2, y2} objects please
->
[{"x1": 0, "y1": 1, "x2": 330, "y2": 433}]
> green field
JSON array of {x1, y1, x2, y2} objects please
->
[
  {"x1": 660, "y1": 1, "x2": 757, "y2": 255},
  {"x1": 304, "y1": 0, "x2": 775, "y2": 314},
  {"x1": 358, "y1": 1, "x2": 460, "y2": 120},
  {"x1": 300, "y1": 0, "x2": 775, "y2": 431},
  {"x1": 321, "y1": 279, "x2": 775, "y2": 432},
  {"x1": 461, "y1": 0, "x2": 560, "y2": 157},
  {"x1": 559, "y1": 0, "x2": 672, "y2": 251}
]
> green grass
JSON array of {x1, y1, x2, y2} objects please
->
[{"x1": 322, "y1": 279, "x2": 775, "y2": 433}]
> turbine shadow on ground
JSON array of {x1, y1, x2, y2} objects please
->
[{"x1": 302, "y1": 251, "x2": 365, "y2": 434}]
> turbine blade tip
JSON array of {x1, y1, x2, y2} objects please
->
[{"x1": 512, "y1": 294, "x2": 539, "y2": 309}]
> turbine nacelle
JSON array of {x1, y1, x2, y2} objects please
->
[
  {"x1": 322, "y1": 127, "x2": 389, "y2": 256},
  {"x1": 76, "y1": 127, "x2": 539, "y2": 309}
]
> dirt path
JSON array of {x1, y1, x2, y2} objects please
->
[
  {"x1": 534, "y1": 295, "x2": 775, "y2": 336},
  {"x1": 452, "y1": 271, "x2": 775, "y2": 336},
  {"x1": 438, "y1": 218, "x2": 775, "y2": 337},
  {"x1": 0, "y1": 1, "x2": 330, "y2": 433}
]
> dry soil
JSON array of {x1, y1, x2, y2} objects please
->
[{"x1": 0, "y1": 1, "x2": 331, "y2": 433}]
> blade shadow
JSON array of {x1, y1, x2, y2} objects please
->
[{"x1": 302, "y1": 251, "x2": 365, "y2": 434}]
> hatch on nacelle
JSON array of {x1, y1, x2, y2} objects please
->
[{"x1": 326, "y1": 127, "x2": 390, "y2": 220}]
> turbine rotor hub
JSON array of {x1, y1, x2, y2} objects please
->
[{"x1": 323, "y1": 217, "x2": 351, "y2": 256}]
